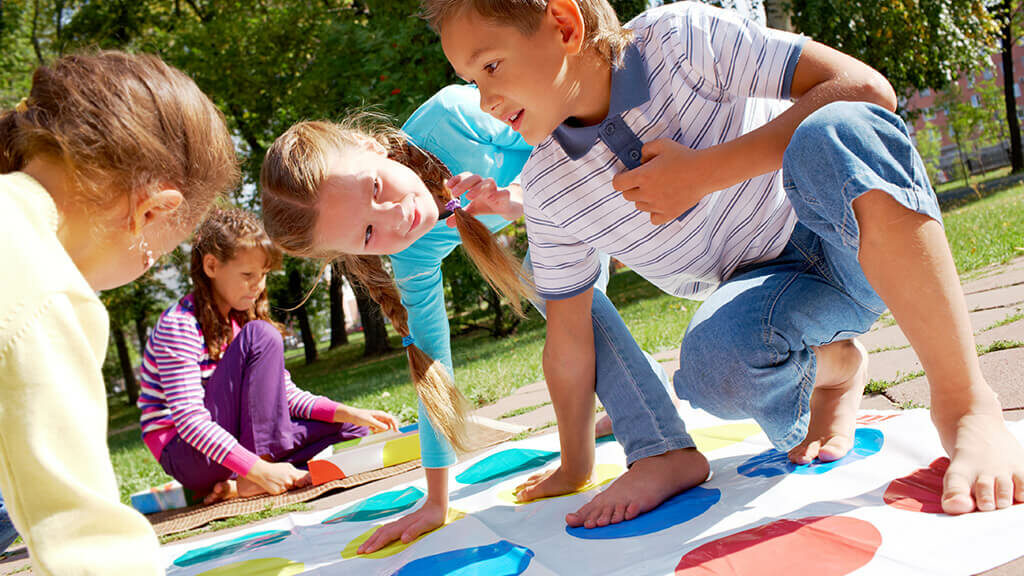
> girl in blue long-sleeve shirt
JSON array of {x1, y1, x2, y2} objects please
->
[{"x1": 260, "y1": 85, "x2": 692, "y2": 552}]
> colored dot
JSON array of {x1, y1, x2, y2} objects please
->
[
  {"x1": 382, "y1": 434, "x2": 422, "y2": 467},
  {"x1": 690, "y1": 422, "x2": 762, "y2": 452},
  {"x1": 566, "y1": 486, "x2": 721, "y2": 540},
  {"x1": 341, "y1": 508, "x2": 466, "y2": 559},
  {"x1": 173, "y1": 530, "x2": 291, "y2": 567},
  {"x1": 496, "y1": 464, "x2": 624, "y2": 505},
  {"x1": 675, "y1": 516, "x2": 882, "y2": 575},
  {"x1": 737, "y1": 428, "x2": 884, "y2": 478},
  {"x1": 884, "y1": 458, "x2": 948, "y2": 514},
  {"x1": 196, "y1": 558, "x2": 304, "y2": 576},
  {"x1": 323, "y1": 486, "x2": 425, "y2": 524},
  {"x1": 455, "y1": 448, "x2": 560, "y2": 485},
  {"x1": 391, "y1": 540, "x2": 535, "y2": 576}
]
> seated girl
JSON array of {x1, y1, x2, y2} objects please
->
[
  {"x1": 138, "y1": 208, "x2": 398, "y2": 503},
  {"x1": 260, "y1": 85, "x2": 690, "y2": 553}
]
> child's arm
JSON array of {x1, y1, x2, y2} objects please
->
[
  {"x1": 282, "y1": 371, "x2": 398, "y2": 432},
  {"x1": 616, "y1": 20, "x2": 896, "y2": 223},
  {"x1": 515, "y1": 289, "x2": 597, "y2": 501}
]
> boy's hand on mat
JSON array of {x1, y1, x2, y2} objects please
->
[
  {"x1": 357, "y1": 501, "x2": 447, "y2": 554},
  {"x1": 244, "y1": 460, "x2": 311, "y2": 496},
  {"x1": 932, "y1": 401, "x2": 1024, "y2": 514},
  {"x1": 514, "y1": 465, "x2": 590, "y2": 503},
  {"x1": 445, "y1": 172, "x2": 523, "y2": 226},
  {"x1": 338, "y1": 406, "x2": 400, "y2": 433},
  {"x1": 612, "y1": 139, "x2": 718, "y2": 226}
]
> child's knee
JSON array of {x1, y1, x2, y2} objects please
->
[{"x1": 241, "y1": 320, "x2": 283, "y2": 351}]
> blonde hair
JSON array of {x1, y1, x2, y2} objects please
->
[
  {"x1": 0, "y1": 50, "x2": 238, "y2": 227},
  {"x1": 260, "y1": 118, "x2": 532, "y2": 452},
  {"x1": 191, "y1": 208, "x2": 284, "y2": 361},
  {"x1": 420, "y1": 0, "x2": 633, "y2": 66}
]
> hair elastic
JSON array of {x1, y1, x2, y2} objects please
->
[
  {"x1": 444, "y1": 197, "x2": 461, "y2": 212},
  {"x1": 402, "y1": 335, "x2": 416, "y2": 348}
]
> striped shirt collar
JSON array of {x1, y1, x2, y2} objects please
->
[{"x1": 552, "y1": 42, "x2": 650, "y2": 160}]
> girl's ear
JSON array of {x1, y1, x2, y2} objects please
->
[
  {"x1": 203, "y1": 253, "x2": 220, "y2": 280},
  {"x1": 130, "y1": 188, "x2": 185, "y2": 236}
]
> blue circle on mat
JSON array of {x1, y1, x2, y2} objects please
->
[
  {"x1": 566, "y1": 486, "x2": 721, "y2": 540},
  {"x1": 173, "y1": 529, "x2": 291, "y2": 567},
  {"x1": 737, "y1": 428, "x2": 885, "y2": 478},
  {"x1": 322, "y1": 486, "x2": 425, "y2": 524},
  {"x1": 392, "y1": 540, "x2": 534, "y2": 575},
  {"x1": 455, "y1": 448, "x2": 560, "y2": 485},
  {"x1": 399, "y1": 423, "x2": 419, "y2": 434}
]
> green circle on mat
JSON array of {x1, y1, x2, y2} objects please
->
[
  {"x1": 341, "y1": 508, "x2": 465, "y2": 559},
  {"x1": 196, "y1": 558, "x2": 304, "y2": 576}
]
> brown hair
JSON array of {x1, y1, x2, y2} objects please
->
[
  {"x1": 260, "y1": 118, "x2": 533, "y2": 452},
  {"x1": 420, "y1": 0, "x2": 633, "y2": 66},
  {"x1": 0, "y1": 50, "x2": 238, "y2": 227},
  {"x1": 191, "y1": 208, "x2": 284, "y2": 361}
]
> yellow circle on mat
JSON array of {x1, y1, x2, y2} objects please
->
[
  {"x1": 197, "y1": 558, "x2": 304, "y2": 576},
  {"x1": 381, "y1": 434, "x2": 421, "y2": 467},
  {"x1": 497, "y1": 463, "x2": 625, "y2": 505},
  {"x1": 691, "y1": 422, "x2": 762, "y2": 452},
  {"x1": 341, "y1": 508, "x2": 466, "y2": 559}
]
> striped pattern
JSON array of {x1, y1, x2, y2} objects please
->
[
  {"x1": 139, "y1": 295, "x2": 322, "y2": 465},
  {"x1": 523, "y1": 2, "x2": 803, "y2": 300}
]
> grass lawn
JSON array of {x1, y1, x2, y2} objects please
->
[
  {"x1": 934, "y1": 165, "x2": 1012, "y2": 195},
  {"x1": 107, "y1": 185, "x2": 1024, "y2": 504}
]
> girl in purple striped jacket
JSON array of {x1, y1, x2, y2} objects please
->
[{"x1": 138, "y1": 208, "x2": 399, "y2": 503}]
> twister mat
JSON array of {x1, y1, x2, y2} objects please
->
[{"x1": 161, "y1": 408, "x2": 1024, "y2": 575}]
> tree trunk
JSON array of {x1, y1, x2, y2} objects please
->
[
  {"x1": 288, "y1": 268, "x2": 319, "y2": 365},
  {"x1": 763, "y1": 0, "x2": 792, "y2": 31},
  {"x1": 329, "y1": 262, "x2": 349, "y2": 349},
  {"x1": 488, "y1": 286, "x2": 504, "y2": 337},
  {"x1": 134, "y1": 311, "x2": 149, "y2": 358},
  {"x1": 999, "y1": 0, "x2": 1024, "y2": 172},
  {"x1": 346, "y1": 272, "x2": 391, "y2": 357},
  {"x1": 112, "y1": 322, "x2": 140, "y2": 405}
]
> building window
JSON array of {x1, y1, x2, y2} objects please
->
[
  {"x1": 971, "y1": 94, "x2": 981, "y2": 107},
  {"x1": 924, "y1": 108, "x2": 936, "y2": 120},
  {"x1": 1016, "y1": 83, "x2": 1021, "y2": 98},
  {"x1": 967, "y1": 75, "x2": 975, "y2": 88},
  {"x1": 921, "y1": 87, "x2": 932, "y2": 97},
  {"x1": 984, "y1": 68, "x2": 994, "y2": 80},
  {"x1": 949, "y1": 125, "x2": 956, "y2": 138}
]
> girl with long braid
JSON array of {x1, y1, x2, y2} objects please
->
[{"x1": 260, "y1": 85, "x2": 692, "y2": 554}]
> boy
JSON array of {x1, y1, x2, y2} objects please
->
[{"x1": 425, "y1": 0, "x2": 1024, "y2": 529}]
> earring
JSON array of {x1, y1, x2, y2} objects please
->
[{"x1": 139, "y1": 236, "x2": 155, "y2": 269}]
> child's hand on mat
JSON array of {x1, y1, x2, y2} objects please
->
[
  {"x1": 357, "y1": 500, "x2": 447, "y2": 554},
  {"x1": 612, "y1": 139, "x2": 721, "y2": 226},
  {"x1": 336, "y1": 406, "x2": 400, "y2": 433},
  {"x1": 932, "y1": 401, "x2": 1024, "y2": 514},
  {"x1": 445, "y1": 172, "x2": 523, "y2": 226},
  {"x1": 243, "y1": 460, "x2": 310, "y2": 496},
  {"x1": 514, "y1": 465, "x2": 591, "y2": 503}
]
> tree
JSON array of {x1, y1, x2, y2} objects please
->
[
  {"x1": 791, "y1": 1, "x2": 1000, "y2": 97},
  {"x1": 344, "y1": 265, "x2": 392, "y2": 357},
  {"x1": 996, "y1": 0, "x2": 1024, "y2": 171},
  {"x1": 914, "y1": 121, "x2": 945, "y2": 184},
  {"x1": 329, "y1": 262, "x2": 349, "y2": 349},
  {"x1": 939, "y1": 83, "x2": 986, "y2": 184}
]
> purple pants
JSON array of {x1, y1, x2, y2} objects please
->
[{"x1": 159, "y1": 320, "x2": 367, "y2": 493}]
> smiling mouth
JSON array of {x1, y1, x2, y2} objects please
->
[{"x1": 505, "y1": 109, "x2": 524, "y2": 131}]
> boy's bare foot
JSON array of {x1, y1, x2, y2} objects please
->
[
  {"x1": 595, "y1": 414, "x2": 614, "y2": 438},
  {"x1": 931, "y1": 392, "x2": 1024, "y2": 514},
  {"x1": 202, "y1": 479, "x2": 239, "y2": 505},
  {"x1": 789, "y1": 339, "x2": 868, "y2": 464},
  {"x1": 566, "y1": 448, "x2": 709, "y2": 529}
]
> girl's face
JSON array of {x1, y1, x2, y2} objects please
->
[
  {"x1": 204, "y1": 246, "x2": 269, "y2": 315},
  {"x1": 314, "y1": 145, "x2": 439, "y2": 256}
]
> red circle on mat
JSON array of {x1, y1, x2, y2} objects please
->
[
  {"x1": 884, "y1": 458, "x2": 949, "y2": 514},
  {"x1": 675, "y1": 516, "x2": 882, "y2": 576}
]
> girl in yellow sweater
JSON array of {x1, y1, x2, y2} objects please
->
[{"x1": 0, "y1": 51, "x2": 237, "y2": 575}]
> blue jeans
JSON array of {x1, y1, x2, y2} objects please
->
[
  {"x1": 526, "y1": 252, "x2": 695, "y2": 464},
  {"x1": 0, "y1": 494, "x2": 18, "y2": 554},
  {"x1": 674, "y1": 101, "x2": 942, "y2": 450}
]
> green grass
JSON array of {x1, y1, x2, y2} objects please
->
[
  {"x1": 982, "y1": 310, "x2": 1024, "y2": 332},
  {"x1": 943, "y1": 186, "x2": 1024, "y2": 274},
  {"x1": 865, "y1": 370, "x2": 926, "y2": 394},
  {"x1": 105, "y1": 185, "x2": 1024, "y2": 508},
  {"x1": 934, "y1": 165, "x2": 1012, "y2": 195},
  {"x1": 500, "y1": 401, "x2": 551, "y2": 419}
]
